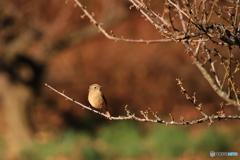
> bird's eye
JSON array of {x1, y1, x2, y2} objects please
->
[{"x1": 94, "y1": 87, "x2": 96, "y2": 89}]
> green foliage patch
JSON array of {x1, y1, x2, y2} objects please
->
[{"x1": 20, "y1": 121, "x2": 236, "y2": 160}]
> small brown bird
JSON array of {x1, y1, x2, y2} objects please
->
[{"x1": 88, "y1": 84, "x2": 111, "y2": 119}]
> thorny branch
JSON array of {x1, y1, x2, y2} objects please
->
[
  {"x1": 45, "y1": 83, "x2": 240, "y2": 125},
  {"x1": 55, "y1": 0, "x2": 240, "y2": 124}
]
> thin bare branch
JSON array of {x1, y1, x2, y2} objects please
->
[
  {"x1": 177, "y1": 1, "x2": 187, "y2": 32},
  {"x1": 45, "y1": 84, "x2": 240, "y2": 125},
  {"x1": 73, "y1": 0, "x2": 171, "y2": 43},
  {"x1": 176, "y1": 79, "x2": 208, "y2": 118}
]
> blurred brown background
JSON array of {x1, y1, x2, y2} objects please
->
[{"x1": 0, "y1": 0, "x2": 240, "y2": 160}]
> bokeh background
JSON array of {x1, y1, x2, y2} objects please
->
[{"x1": 0, "y1": 0, "x2": 240, "y2": 160}]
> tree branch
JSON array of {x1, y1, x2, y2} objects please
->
[{"x1": 45, "y1": 83, "x2": 240, "y2": 125}]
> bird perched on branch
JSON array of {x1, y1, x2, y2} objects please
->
[{"x1": 88, "y1": 84, "x2": 111, "y2": 119}]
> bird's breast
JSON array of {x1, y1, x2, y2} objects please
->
[{"x1": 88, "y1": 91, "x2": 106, "y2": 109}]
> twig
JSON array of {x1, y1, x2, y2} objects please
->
[
  {"x1": 202, "y1": 42, "x2": 221, "y2": 87},
  {"x1": 176, "y1": 79, "x2": 208, "y2": 118},
  {"x1": 73, "y1": 0, "x2": 172, "y2": 44}
]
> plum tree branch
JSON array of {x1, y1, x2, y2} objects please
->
[
  {"x1": 73, "y1": 0, "x2": 173, "y2": 43},
  {"x1": 45, "y1": 83, "x2": 240, "y2": 125}
]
